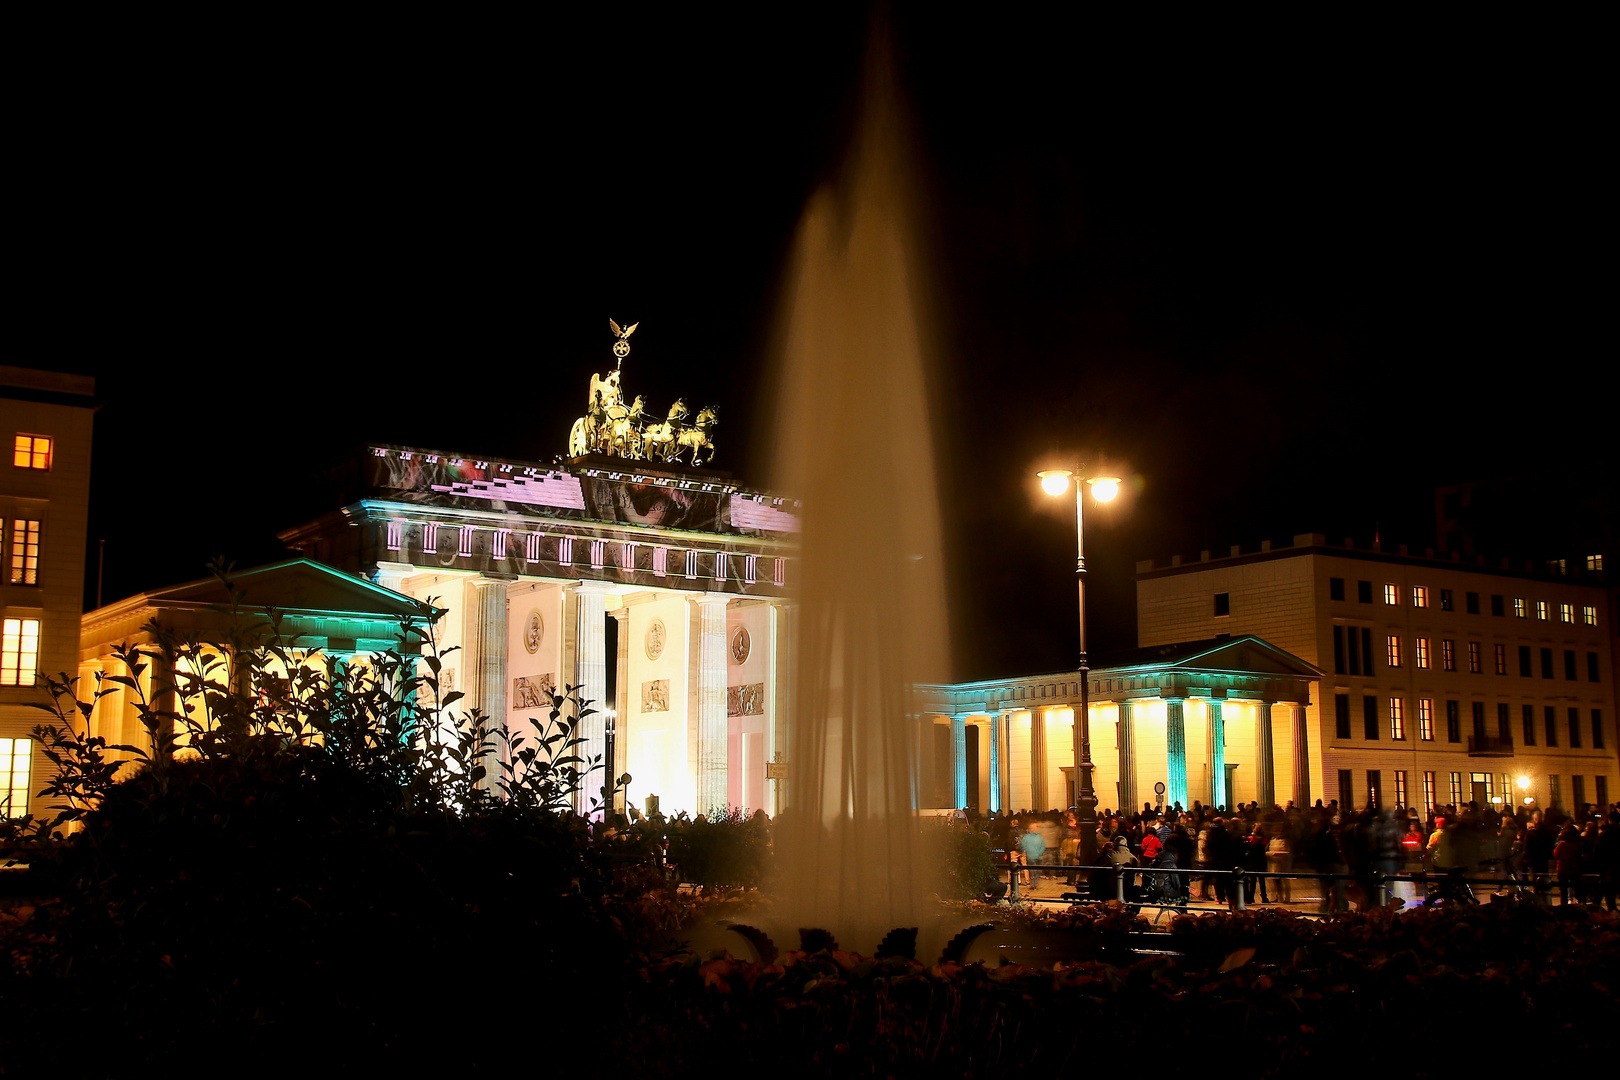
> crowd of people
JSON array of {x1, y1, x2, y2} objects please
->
[{"x1": 971, "y1": 797, "x2": 1620, "y2": 912}]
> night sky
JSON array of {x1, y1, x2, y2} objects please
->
[{"x1": 19, "y1": 9, "x2": 1611, "y2": 682}]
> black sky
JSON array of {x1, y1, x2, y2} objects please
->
[{"x1": 18, "y1": 8, "x2": 1612, "y2": 681}]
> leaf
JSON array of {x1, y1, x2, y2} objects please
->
[{"x1": 1218, "y1": 946, "x2": 1257, "y2": 973}]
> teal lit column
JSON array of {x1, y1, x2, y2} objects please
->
[
  {"x1": 1255, "y1": 701, "x2": 1277, "y2": 810},
  {"x1": 988, "y1": 713, "x2": 1002, "y2": 812},
  {"x1": 1291, "y1": 703, "x2": 1311, "y2": 807},
  {"x1": 1116, "y1": 701, "x2": 1137, "y2": 816},
  {"x1": 1206, "y1": 700, "x2": 1226, "y2": 810},
  {"x1": 951, "y1": 715, "x2": 968, "y2": 809},
  {"x1": 1165, "y1": 697, "x2": 1188, "y2": 811}
]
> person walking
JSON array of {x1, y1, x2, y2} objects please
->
[
  {"x1": 1553, "y1": 825, "x2": 1583, "y2": 906},
  {"x1": 1267, "y1": 825, "x2": 1294, "y2": 904}
]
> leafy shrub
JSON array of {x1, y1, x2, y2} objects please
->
[{"x1": 933, "y1": 818, "x2": 999, "y2": 900}]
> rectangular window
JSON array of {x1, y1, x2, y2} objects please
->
[
  {"x1": 1330, "y1": 577, "x2": 1345, "y2": 601},
  {"x1": 1362, "y1": 628, "x2": 1374, "y2": 675},
  {"x1": 8, "y1": 520, "x2": 41, "y2": 586},
  {"x1": 1522, "y1": 704, "x2": 1536, "y2": 746},
  {"x1": 1445, "y1": 700, "x2": 1461, "y2": 743},
  {"x1": 1384, "y1": 583, "x2": 1399, "y2": 605},
  {"x1": 1394, "y1": 770, "x2": 1408, "y2": 808},
  {"x1": 1441, "y1": 640, "x2": 1455, "y2": 671},
  {"x1": 1470, "y1": 771, "x2": 1494, "y2": 805},
  {"x1": 1335, "y1": 693, "x2": 1352, "y2": 739},
  {"x1": 1514, "y1": 598, "x2": 1526, "y2": 618},
  {"x1": 1213, "y1": 592, "x2": 1230, "y2": 617},
  {"x1": 1471, "y1": 701, "x2": 1486, "y2": 742},
  {"x1": 1465, "y1": 591, "x2": 1480, "y2": 615},
  {"x1": 1412, "y1": 586, "x2": 1429, "y2": 608},
  {"x1": 1598, "y1": 776, "x2": 1610, "y2": 809},
  {"x1": 1519, "y1": 645, "x2": 1533, "y2": 677},
  {"x1": 1590, "y1": 555, "x2": 1605, "y2": 573},
  {"x1": 1490, "y1": 594, "x2": 1504, "y2": 617},
  {"x1": 1338, "y1": 769, "x2": 1355, "y2": 810},
  {"x1": 1363, "y1": 695, "x2": 1379, "y2": 740},
  {"x1": 1494, "y1": 644, "x2": 1507, "y2": 675},
  {"x1": 1541, "y1": 648, "x2": 1554, "y2": 679},
  {"x1": 1389, "y1": 697, "x2": 1405, "y2": 740},
  {"x1": 1497, "y1": 703, "x2": 1512, "y2": 742},
  {"x1": 1572, "y1": 775, "x2": 1587, "y2": 808},
  {"x1": 1545, "y1": 706, "x2": 1558, "y2": 747},
  {"x1": 1559, "y1": 602, "x2": 1573, "y2": 623},
  {"x1": 1568, "y1": 708, "x2": 1581, "y2": 748},
  {"x1": 1590, "y1": 652, "x2": 1601, "y2": 682},
  {"x1": 1418, "y1": 698, "x2": 1435, "y2": 741},
  {"x1": 1358, "y1": 580, "x2": 1373, "y2": 604},
  {"x1": 1549, "y1": 774, "x2": 1562, "y2": 808},
  {"x1": 1347, "y1": 625, "x2": 1361, "y2": 675},
  {"x1": 1388, "y1": 635, "x2": 1403, "y2": 667},
  {"x1": 1536, "y1": 600, "x2": 1548, "y2": 621},
  {"x1": 1367, "y1": 769, "x2": 1383, "y2": 809},
  {"x1": 0, "y1": 618, "x2": 40, "y2": 686},
  {"x1": 1440, "y1": 588, "x2": 1454, "y2": 611},
  {"x1": 0, "y1": 737, "x2": 31, "y2": 818},
  {"x1": 1333, "y1": 625, "x2": 1345, "y2": 674},
  {"x1": 1414, "y1": 637, "x2": 1428, "y2": 669},
  {"x1": 1595, "y1": 709, "x2": 1606, "y2": 750},
  {"x1": 12, "y1": 434, "x2": 51, "y2": 470},
  {"x1": 1449, "y1": 772, "x2": 1463, "y2": 806},
  {"x1": 1564, "y1": 650, "x2": 1577, "y2": 681},
  {"x1": 1468, "y1": 641, "x2": 1482, "y2": 674},
  {"x1": 1423, "y1": 771, "x2": 1437, "y2": 812},
  {"x1": 1583, "y1": 605, "x2": 1597, "y2": 626}
]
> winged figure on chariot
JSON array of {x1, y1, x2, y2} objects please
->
[{"x1": 568, "y1": 320, "x2": 719, "y2": 466}]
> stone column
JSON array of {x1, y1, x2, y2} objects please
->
[
  {"x1": 1031, "y1": 705, "x2": 1049, "y2": 810},
  {"x1": 692, "y1": 593, "x2": 729, "y2": 817},
  {"x1": 1255, "y1": 701, "x2": 1277, "y2": 810},
  {"x1": 609, "y1": 607, "x2": 630, "y2": 817},
  {"x1": 573, "y1": 580, "x2": 612, "y2": 815},
  {"x1": 768, "y1": 602, "x2": 794, "y2": 815},
  {"x1": 988, "y1": 713, "x2": 1002, "y2": 813},
  {"x1": 1116, "y1": 701, "x2": 1137, "y2": 817},
  {"x1": 464, "y1": 576, "x2": 509, "y2": 796},
  {"x1": 1165, "y1": 697, "x2": 1189, "y2": 811},
  {"x1": 373, "y1": 560, "x2": 414, "y2": 595},
  {"x1": 951, "y1": 715, "x2": 968, "y2": 809},
  {"x1": 1206, "y1": 699, "x2": 1226, "y2": 810},
  {"x1": 1291, "y1": 702, "x2": 1311, "y2": 807}
]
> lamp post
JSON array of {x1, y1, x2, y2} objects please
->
[
  {"x1": 1038, "y1": 467, "x2": 1121, "y2": 864},
  {"x1": 603, "y1": 706, "x2": 618, "y2": 822}
]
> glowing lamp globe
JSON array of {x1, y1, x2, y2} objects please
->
[
  {"x1": 1087, "y1": 476, "x2": 1122, "y2": 503},
  {"x1": 1038, "y1": 470, "x2": 1072, "y2": 496},
  {"x1": 1517, "y1": 776, "x2": 1531, "y2": 790}
]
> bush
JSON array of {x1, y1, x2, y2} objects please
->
[{"x1": 933, "y1": 818, "x2": 999, "y2": 900}]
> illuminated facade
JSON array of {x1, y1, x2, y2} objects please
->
[
  {"x1": 1136, "y1": 534, "x2": 1618, "y2": 813},
  {"x1": 919, "y1": 636, "x2": 1320, "y2": 814},
  {"x1": 1, "y1": 367, "x2": 94, "y2": 820},
  {"x1": 277, "y1": 444, "x2": 800, "y2": 819}
]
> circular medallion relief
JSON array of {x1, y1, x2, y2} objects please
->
[
  {"x1": 645, "y1": 616, "x2": 667, "y2": 661},
  {"x1": 730, "y1": 625, "x2": 751, "y2": 664},
  {"x1": 523, "y1": 610, "x2": 544, "y2": 655}
]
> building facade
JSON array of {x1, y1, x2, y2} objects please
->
[
  {"x1": 1, "y1": 367, "x2": 94, "y2": 820},
  {"x1": 1137, "y1": 534, "x2": 1618, "y2": 814}
]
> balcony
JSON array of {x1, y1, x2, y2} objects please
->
[{"x1": 1467, "y1": 735, "x2": 1514, "y2": 757}]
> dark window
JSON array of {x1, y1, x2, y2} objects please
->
[
  {"x1": 1572, "y1": 775, "x2": 1586, "y2": 808},
  {"x1": 1491, "y1": 594, "x2": 1505, "y2": 617},
  {"x1": 1333, "y1": 626, "x2": 1345, "y2": 674},
  {"x1": 1497, "y1": 703, "x2": 1512, "y2": 741},
  {"x1": 1471, "y1": 701, "x2": 1487, "y2": 741},
  {"x1": 1446, "y1": 700, "x2": 1461, "y2": 743},
  {"x1": 1598, "y1": 776, "x2": 1610, "y2": 808},
  {"x1": 1339, "y1": 769, "x2": 1355, "y2": 811},
  {"x1": 1214, "y1": 592, "x2": 1230, "y2": 617},
  {"x1": 1364, "y1": 695, "x2": 1379, "y2": 740},
  {"x1": 1593, "y1": 709, "x2": 1605, "y2": 750},
  {"x1": 1330, "y1": 577, "x2": 1345, "y2": 601},
  {"x1": 1357, "y1": 580, "x2": 1373, "y2": 604},
  {"x1": 1347, "y1": 627, "x2": 1361, "y2": 676},
  {"x1": 1541, "y1": 648, "x2": 1554, "y2": 679},
  {"x1": 1519, "y1": 645, "x2": 1533, "y2": 677},
  {"x1": 1465, "y1": 591, "x2": 1480, "y2": 614},
  {"x1": 1362, "y1": 628, "x2": 1375, "y2": 675},
  {"x1": 1564, "y1": 650, "x2": 1577, "y2": 681},
  {"x1": 1545, "y1": 706, "x2": 1558, "y2": 747},
  {"x1": 1568, "y1": 708, "x2": 1581, "y2": 748},
  {"x1": 1441, "y1": 589, "x2": 1454, "y2": 611},
  {"x1": 1335, "y1": 694, "x2": 1351, "y2": 739},
  {"x1": 1522, "y1": 704, "x2": 1536, "y2": 746},
  {"x1": 1587, "y1": 652, "x2": 1600, "y2": 682},
  {"x1": 1367, "y1": 769, "x2": 1383, "y2": 809}
]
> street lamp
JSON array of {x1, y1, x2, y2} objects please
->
[
  {"x1": 603, "y1": 706, "x2": 618, "y2": 822},
  {"x1": 1038, "y1": 466, "x2": 1122, "y2": 865}
]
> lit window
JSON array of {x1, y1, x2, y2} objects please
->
[
  {"x1": 0, "y1": 737, "x2": 31, "y2": 818},
  {"x1": 1588, "y1": 554, "x2": 1604, "y2": 572},
  {"x1": 1423, "y1": 771, "x2": 1437, "y2": 811},
  {"x1": 1412, "y1": 586, "x2": 1428, "y2": 608},
  {"x1": 1449, "y1": 772, "x2": 1463, "y2": 806},
  {"x1": 12, "y1": 435, "x2": 51, "y2": 470},
  {"x1": 1414, "y1": 637, "x2": 1429, "y2": 669},
  {"x1": 1514, "y1": 598, "x2": 1526, "y2": 618},
  {"x1": 1389, "y1": 697, "x2": 1405, "y2": 740},
  {"x1": 8, "y1": 520, "x2": 40, "y2": 586},
  {"x1": 1559, "y1": 602, "x2": 1572, "y2": 623},
  {"x1": 1, "y1": 618, "x2": 41, "y2": 686},
  {"x1": 1387, "y1": 635, "x2": 1403, "y2": 667},
  {"x1": 1418, "y1": 698, "x2": 1434, "y2": 741},
  {"x1": 1550, "y1": 559, "x2": 1566, "y2": 575},
  {"x1": 1494, "y1": 643, "x2": 1507, "y2": 675},
  {"x1": 1394, "y1": 770, "x2": 1408, "y2": 808},
  {"x1": 1535, "y1": 600, "x2": 1548, "y2": 621},
  {"x1": 1384, "y1": 584, "x2": 1399, "y2": 605},
  {"x1": 1584, "y1": 605, "x2": 1597, "y2": 626},
  {"x1": 1440, "y1": 639, "x2": 1454, "y2": 671},
  {"x1": 1467, "y1": 641, "x2": 1481, "y2": 674}
]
